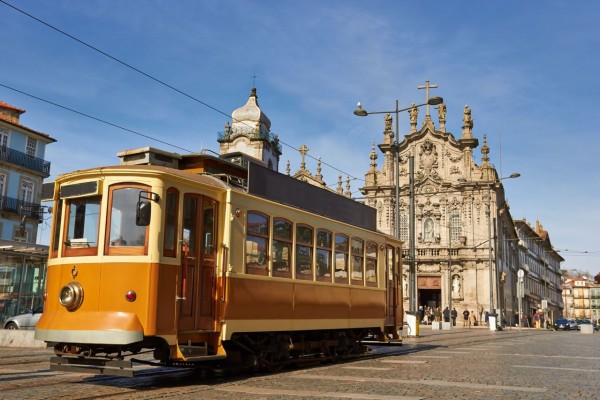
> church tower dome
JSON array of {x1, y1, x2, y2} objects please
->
[
  {"x1": 231, "y1": 87, "x2": 271, "y2": 133},
  {"x1": 218, "y1": 88, "x2": 281, "y2": 170}
]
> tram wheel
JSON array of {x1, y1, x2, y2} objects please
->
[{"x1": 262, "y1": 353, "x2": 285, "y2": 373}]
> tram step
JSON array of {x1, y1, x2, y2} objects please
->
[
  {"x1": 179, "y1": 344, "x2": 208, "y2": 358},
  {"x1": 50, "y1": 356, "x2": 134, "y2": 377}
]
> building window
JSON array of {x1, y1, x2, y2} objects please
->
[
  {"x1": 19, "y1": 179, "x2": 35, "y2": 204},
  {"x1": 0, "y1": 173, "x2": 6, "y2": 199},
  {"x1": 26, "y1": 137, "x2": 37, "y2": 157},
  {"x1": 12, "y1": 226, "x2": 28, "y2": 242},
  {"x1": 272, "y1": 218, "x2": 292, "y2": 278},
  {"x1": 295, "y1": 224, "x2": 313, "y2": 280},
  {"x1": 246, "y1": 211, "x2": 269, "y2": 275},
  {"x1": 449, "y1": 211, "x2": 462, "y2": 241},
  {"x1": 0, "y1": 127, "x2": 9, "y2": 159},
  {"x1": 316, "y1": 229, "x2": 332, "y2": 282},
  {"x1": 334, "y1": 233, "x2": 349, "y2": 284},
  {"x1": 423, "y1": 217, "x2": 435, "y2": 242}
]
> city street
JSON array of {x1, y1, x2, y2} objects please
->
[{"x1": 0, "y1": 326, "x2": 598, "y2": 399}]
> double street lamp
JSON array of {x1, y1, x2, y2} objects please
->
[{"x1": 354, "y1": 96, "x2": 443, "y2": 315}]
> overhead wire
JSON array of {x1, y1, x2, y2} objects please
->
[{"x1": 0, "y1": 0, "x2": 360, "y2": 187}]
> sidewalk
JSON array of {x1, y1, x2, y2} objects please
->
[{"x1": 402, "y1": 322, "x2": 541, "y2": 342}]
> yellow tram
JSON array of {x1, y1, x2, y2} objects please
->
[{"x1": 35, "y1": 148, "x2": 403, "y2": 375}]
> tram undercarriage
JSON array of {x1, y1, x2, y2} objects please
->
[{"x1": 49, "y1": 327, "x2": 390, "y2": 376}]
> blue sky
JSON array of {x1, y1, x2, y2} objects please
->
[{"x1": 2, "y1": 1, "x2": 599, "y2": 275}]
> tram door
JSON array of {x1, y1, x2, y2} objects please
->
[
  {"x1": 384, "y1": 245, "x2": 402, "y2": 334},
  {"x1": 178, "y1": 194, "x2": 217, "y2": 331}
]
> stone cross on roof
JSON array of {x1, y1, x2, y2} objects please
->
[{"x1": 418, "y1": 80, "x2": 438, "y2": 117}]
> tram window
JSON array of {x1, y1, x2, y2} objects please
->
[
  {"x1": 246, "y1": 212, "x2": 269, "y2": 275},
  {"x1": 272, "y1": 218, "x2": 292, "y2": 278},
  {"x1": 334, "y1": 234, "x2": 349, "y2": 284},
  {"x1": 202, "y1": 200, "x2": 215, "y2": 255},
  {"x1": 295, "y1": 224, "x2": 313, "y2": 280},
  {"x1": 351, "y1": 238, "x2": 364, "y2": 284},
  {"x1": 51, "y1": 199, "x2": 63, "y2": 256},
  {"x1": 183, "y1": 196, "x2": 198, "y2": 254},
  {"x1": 366, "y1": 241, "x2": 378, "y2": 287},
  {"x1": 64, "y1": 196, "x2": 100, "y2": 256},
  {"x1": 106, "y1": 185, "x2": 149, "y2": 255},
  {"x1": 163, "y1": 188, "x2": 179, "y2": 257},
  {"x1": 316, "y1": 229, "x2": 332, "y2": 282}
]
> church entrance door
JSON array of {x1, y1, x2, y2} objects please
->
[
  {"x1": 418, "y1": 275, "x2": 442, "y2": 309},
  {"x1": 419, "y1": 289, "x2": 441, "y2": 309}
]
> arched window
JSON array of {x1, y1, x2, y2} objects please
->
[{"x1": 449, "y1": 211, "x2": 462, "y2": 241}]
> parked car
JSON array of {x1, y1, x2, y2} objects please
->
[
  {"x1": 567, "y1": 319, "x2": 578, "y2": 330},
  {"x1": 575, "y1": 319, "x2": 595, "y2": 331},
  {"x1": 554, "y1": 318, "x2": 572, "y2": 330},
  {"x1": 3, "y1": 306, "x2": 43, "y2": 330}
]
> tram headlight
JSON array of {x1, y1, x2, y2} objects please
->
[{"x1": 59, "y1": 282, "x2": 84, "y2": 311}]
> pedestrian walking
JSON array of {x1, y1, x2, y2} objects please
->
[
  {"x1": 533, "y1": 312, "x2": 540, "y2": 329},
  {"x1": 462, "y1": 309, "x2": 469, "y2": 327},
  {"x1": 484, "y1": 311, "x2": 489, "y2": 327},
  {"x1": 451, "y1": 307, "x2": 457, "y2": 326}
]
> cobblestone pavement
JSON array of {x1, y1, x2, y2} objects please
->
[{"x1": 0, "y1": 326, "x2": 598, "y2": 399}]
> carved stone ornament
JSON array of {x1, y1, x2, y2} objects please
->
[{"x1": 419, "y1": 264, "x2": 441, "y2": 273}]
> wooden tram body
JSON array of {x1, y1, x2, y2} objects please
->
[{"x1": 35, "y1": 150, "x2": 403, "y2": 375}]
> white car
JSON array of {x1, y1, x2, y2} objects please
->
[{"x1": 3, "y1": 306, "x2": 43, "y2": 330}]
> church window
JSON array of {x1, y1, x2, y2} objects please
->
[
  {"x1": 399, "y1": 213, "x2": 408, "y2": 242},
  {"x1": 449, "y1": 211, "x2": 462, "y2": 241}
]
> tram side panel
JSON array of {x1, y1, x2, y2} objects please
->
[{"x1": 221, "y1": 193, "x2": 387, "y2": 339}]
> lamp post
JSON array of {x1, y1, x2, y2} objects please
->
[
  {"x1": 354, "y1": 96, "x2": 443, "y2": 315},
  {"x1": 487, "y1": 172, "x2": 520, "y2": 331}
]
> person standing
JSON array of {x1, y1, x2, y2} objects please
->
[
  {"x1": 443, "y1": 306, "x2": 450, "y2": 323},
  {"x1": 469, "y1": 310, "x2": 477, "y2": 327},
  {"x1": 451, "y1": 308, "x2": 458, "y2": 326},
  {"x1": 484, "y1": 311, "x2": 490, "y2": 327},
  {"x1": 434, "y1": 307, "x2": 442, "y2": 322},
  {"x1": 463, "y1": 309, "x2": 470, "y2": 327}
]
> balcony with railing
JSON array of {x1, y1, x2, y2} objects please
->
[
  {"x1": 0, "y1": 195, "x2": 42, "y2": 220},
  {"x1": 0, "y1": 146, "x2": 51, "y2": 176}
]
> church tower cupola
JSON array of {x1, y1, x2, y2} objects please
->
[{"x1": 218, "y1": 88, "x2": 281, "y2": 170}]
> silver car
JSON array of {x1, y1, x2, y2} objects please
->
[
  {"x1": 3, "y1": 306, "x2": 43, "y2": 330},
  {"x1": 567, "y1": 319, "x2": 578, "y2": 330}
]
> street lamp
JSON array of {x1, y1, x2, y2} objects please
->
[
  {"x1": 354, "y1": 96, "x2": 443, "y2": 317},
  {"x1": 488, "y1": 172, "x2": 520, "y2": 331},
  {"x1": 460, "y1": 172, "x2": 520, "y2": 331}
]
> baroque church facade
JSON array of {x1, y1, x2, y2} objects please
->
[{"x1": 359, "y1": 95, "x2": 523, "y2": 323}]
